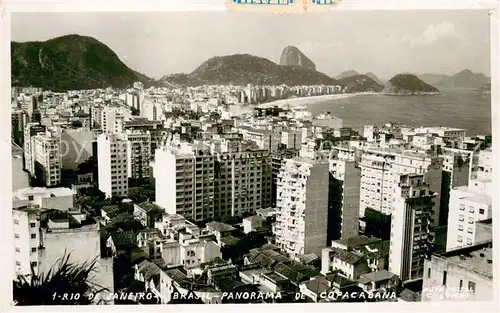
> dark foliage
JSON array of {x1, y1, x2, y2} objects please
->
[{"x1": 13, "y1": 252, "x2": 106, "y2": 305}]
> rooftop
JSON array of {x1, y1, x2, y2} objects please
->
[
  {"x1": 329, "y1": 247, "x2": 364, "y2": 265},
  {"x1": 110, "y1": 230, "x2": 136, "y2": 247},
  {"x1": 136, "y1": 201, "x2": 165, "y2": 213},
  {"x1": 206, "y1": 221, "x2": 236, "y2": 233},
  {"x1": 13, "y1": 187, "x2": 76, "y2": 200},
  {"x1": 360, "y1": 269, "x2": 396, "y2": 282},
  {"x1": 334, "y1": 235, "x2": 382, "y2": 249},
  {"x1": 435, "y1": 242, "x2": 493, "y2": 278}
]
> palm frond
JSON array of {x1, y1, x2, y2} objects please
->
[{"x1": 13, "y1": 250, "x2": 108, "y2": 305}]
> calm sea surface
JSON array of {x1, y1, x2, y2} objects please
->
[{"x1": 307, "y1": 89, "x2": 492, "y2": 137}]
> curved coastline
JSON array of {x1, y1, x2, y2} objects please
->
[{"x1": 254, "y1": 92, "x2": 377, "y2": 109}]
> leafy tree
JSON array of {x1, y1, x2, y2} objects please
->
[
  {"x1": 13, "y1": 253, "x2": 107, "y2": 305},
  {"x1": 106, "y1": 212, "x2": 145, "y2": 234}
]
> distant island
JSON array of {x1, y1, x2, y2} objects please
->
[{"x1": 382, "y1": 74, "x2": 440, "y2": 96}]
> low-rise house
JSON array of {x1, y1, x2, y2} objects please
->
[
  {"x1": 106, "y1": 230, "x2": 136, "y2": 256},
  {"x1": 137, "y1": 228, "x2": 166, "y2": 260},
  {"x1": 242, "y1": 215, "x2": 265, "y2": 234},
  {"x1": 299, "y1": 276, "x2": 330, "y2": 302},
  {"x1": 351, "y1": 240, "x2": 390, "y2": 272},
  {"x1": 356, "y1": 270, "x2": 399, "y2": 293},
  {"x1": 273, "y1": 261, "x2": 320, "y2": 286},
  {"x1": 321, "y1": 247, "x2": 370, "y2": 279},
  {"x1": 244, "y1": 247, "x2": 290, "y2": 269},
  {"x1": 133, "y1": 201, "x2": 165, "y2": 228},
  {"x1": 256, "y1": 207, "x2": 277, "y2": 219},
  {"x1": 205, "y1": 221, "x2": 236, "y2": 244},
  {"x1": 134, "y1": 259, "x2": 162, "y2": 296},
  {"x1": 159, "y1": 267, "x2": 190, "y2": 304},
  {"x1": 239, "y1": 267, "x2": 292, "y2": 293}
]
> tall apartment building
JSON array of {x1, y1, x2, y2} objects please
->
[
  {"x1": 389, "y1": 174, "x2": 435, "y2": 282},
  {"x1": 24, "y1": 123, "x2": 47, "y2": 174},
  {"x1": 214, "y1": 150, "x2": 272, "y2": 217},
  {"x1": 329, "y1": 157, "x2": 361, "y2": 241},
  {"x1": 155, "y1": 142, "x2": 216, "y2": 221},
  {"x1": 97, "y1": 134, "x2": 129, "y2": 198},
  {"x1": 125, "y1": 129, "x2": 151, "y2": 179},
  {"x1": 359, "y1": 148, "x2": 442, "y2": 228},
  {"x1": 281, "y1": 130, "x2": 302, "y2": 150},
  {"x1": 13, "y1": 206, "x2": 43, "y2": 278},
  {"x1": 439, "y1": 149, "x2": 471, "y2": 226},
  {"x1": 274, "y1": 152, "x2": 330, "y2": 257},
  {"x1": 101, "y1": 107, "x2": 130, "y2": 134},
  {"x1": 271, "y1": 149, "x2": 300, "y2": 207},
  {"x1": 422, "y1": 241, "x2": 493, "y2": 301},
  {"x1": 445, "y1": 182, "x2": 492, "y2": 251},
  {"x1": 32, "y1": 132, "x2": 61, "y2": 187},
  {"x1": 155, "y1": 141, "x2": 271, "y2": 221}
]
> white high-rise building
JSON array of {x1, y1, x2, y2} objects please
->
[
  {"x1": 126, "y1": 129, "x2": 151, "y2": 179},
  {"x1": 274, "y1": 151, "x2": 330, "y2": 257},
  {"x1": 359, "y1": 148, "x2": 442, "y2": 227},
  {"x1": 155, "y1": 142, "x2": 216, "y2": 221},
  {"x1": 445, "y1": 180, "x2": 492, "y2": 251},
  {"x1": 101, "y1": 107, "x2": 131, "y2": 134},
  {"x1": 32, "y1": 132, "x2": 61, "y2": 187},
  {"x1": 13, "y1": 206, "x2": 42, "y2": 278},
  {"x1": 97, "y1": 134, "x2": 129, "y2": 198},
  {"x1": 389, "y1": 174, "x2": 435, "y2": 282},
  {"x1": 23, "y1": 123, "x2": 46, "y2": 174}
]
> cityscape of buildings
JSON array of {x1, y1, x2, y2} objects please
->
[{"x1": 11, "y1": 81, "x2": 493, "y2": 304}]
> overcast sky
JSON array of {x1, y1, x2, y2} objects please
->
[{"x1": 12, "y1": 10, "x2": 491, "y2": 79}]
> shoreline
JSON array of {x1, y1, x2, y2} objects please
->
[{"x1": 254, "y1": 92, "x2": 377, "y2": 109}]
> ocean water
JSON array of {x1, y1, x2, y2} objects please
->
[{"x1": 306, "y1": 89, "x2": 492, "y2": 137}]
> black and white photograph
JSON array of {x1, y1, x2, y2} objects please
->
[{"x1": 2, "y1": 1, "x2": 498, "y2": 309}]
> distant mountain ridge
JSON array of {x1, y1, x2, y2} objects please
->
[
  {"x1": 11, "y1": 34, "x2": 154, "y2": 91},
  {"x1": 160, "y1": 53, "x2": 338, "y2": 87},
  {"x1": 383, "y1": 74, "x2": 439, "y2": 95},
  {"x1": 434, "y1": 69, "x2": 490, "y2": 88}
]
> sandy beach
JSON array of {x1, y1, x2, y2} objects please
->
[{"x1": 255, "y1": 92, "x2": 377, "y2": 109}]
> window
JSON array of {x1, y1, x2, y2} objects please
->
[
  {"x1": 14, "y1": 233, "x2": 20, "y2": 239},
  {"x1": 468, "y1": 206, "x2": 475, "y2": 213},
  {"x1": 457, "y1": 235, "x2": 463, "y2": 242},
  {"x1": 459, "y1": 204, "x2": 465, "y2": 211},
  {"x1": 30, "y1": 223, "x2": 36, "y2": 228},
  {"x1": 16, "y1": 261, "x2": 21, "y2": 266},
  {"x1": 479, "y1": 209, "x2": 485, "y2": 215},
  {"x1": 15, "y1": 247, "x2": 20, "y2": 253},
  {"x1": 459, "y1": 279, "x2": 463, "y2": 291},
  {"x1": 459, "y1": 214, "x2": 464, "y2": 222},
  {"x1": 427, "y1": 268, "x2": 431, "y2": 278},
  {"x1": 30, "y1": 234, "x2": 36, "y2": 239},
  {"x1": 468, "y1": 217, "x2": 474, "y2": 224},
  {"x1": 468, "y1": 281, "x2": 476, "y2": 293},
  {"x1": 31, "y1": 247, "x2": 37, "y2": 253},
  {"x1": 14, "y1": 219, "x2": 19, "y2": 225},
  {"x1": 458, "y1": 225, "x2": 463, "y2": 231},
  {"x1": 31, "y1": 262, "x2": 37, "y2": 268},
  {"x1": 28, "y1": 195, "x2": 34, "y2": 201},
  {"x1": 442, "y1": 271, "x2": 447, "y2": 285}
]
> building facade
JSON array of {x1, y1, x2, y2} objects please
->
[
  {"x1": 274, "y1": 153, "x2": 330, "y2": 257},
  {"x1": 97, "y1": 134, "x2": 129, "y2": 197},
  {"x1": 389, "y1": 174, "x2": 435, "y2": 282}
]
